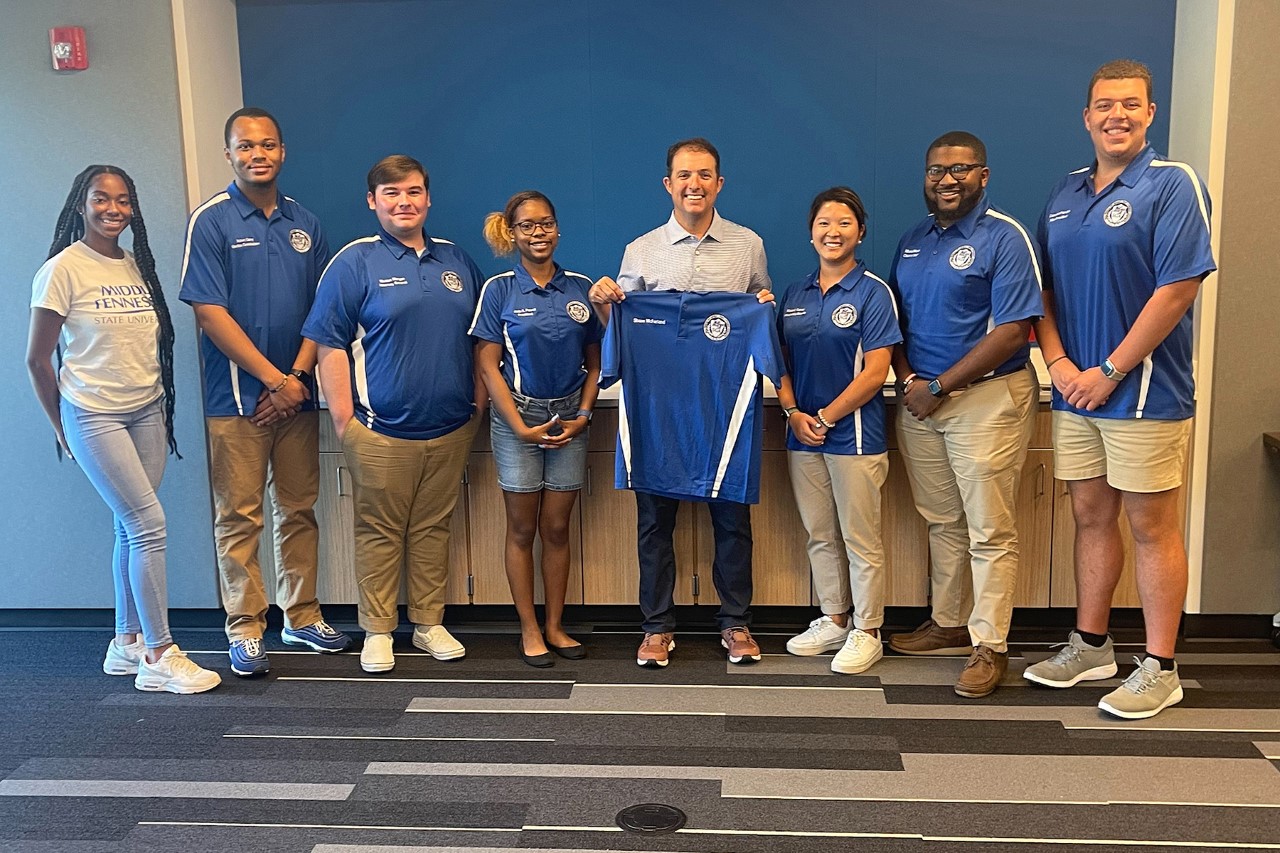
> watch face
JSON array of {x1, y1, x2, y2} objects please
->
[{"x1": 929, "y1": 379, "x2": 943, "y2": 397}]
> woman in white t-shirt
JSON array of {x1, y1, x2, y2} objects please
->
[{"x1": 26, "y1": 165, "x2": 219, "y2": 694}]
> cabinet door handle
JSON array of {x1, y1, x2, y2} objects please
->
[
  {"x1": 1035, "y1": 463, "x2": 1046, "y2": 498},
  {"x1": 335, "y1": 465, "x2": 348, "y2": 497},
  {"x1": 461, "y1": 464, "x2": 469, "y2": 486},
  {"x1": 586, "y1": 464, "x2": 593, "y2": 496}
]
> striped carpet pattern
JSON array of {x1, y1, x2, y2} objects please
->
[{"x1": 2, "y1": 629, "x2": 1279, "y2": 852}]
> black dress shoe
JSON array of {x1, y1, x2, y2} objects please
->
[
  {"x1": 519, "y1": 640, "x2": 555, "y2": 668},
  {"x1": 548, "y1": 641, "x2": 586, "y2": 660}
]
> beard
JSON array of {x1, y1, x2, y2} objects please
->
[{"x1": 923, "y1": 184, "x2": 982, "y2": 225}]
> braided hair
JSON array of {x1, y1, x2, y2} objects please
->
[{"x1": 48, "y1": 165, "x2": 181, "y2": 457}]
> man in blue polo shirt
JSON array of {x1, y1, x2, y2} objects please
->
[
  {"x1": 1024, "y1": 60, "x2": 1215, "y2": 719},
  {"x1": 887, "y1": 130, "x2": 1042, "y2": 699},
  {"x1": 304, "y1": 154, "x2": 484, "y2": 674},
  {"x1": 180, "y1": 107, "x2": 351, "y2": 677}
]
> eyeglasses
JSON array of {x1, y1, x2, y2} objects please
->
[
  {"x1": 513, "y1": 218, "x2": 558, "y2": 235},
  {"x1": 925, "y1": 163, "x2": 986, "y2": 181}
]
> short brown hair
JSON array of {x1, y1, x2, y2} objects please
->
[
  {"x1": 1087, "y1": 59, "x2": 1153, "y2": 105},
  {"x1": 366, "y1": 154, "x2": 429, "y2": 194},
  {"x1": 666, "y1": 137, "x2": 720, "y2": 176}
]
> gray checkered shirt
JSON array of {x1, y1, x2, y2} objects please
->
[{"x1": 617, "y1": 211, "x2": 771, "y2": 294}]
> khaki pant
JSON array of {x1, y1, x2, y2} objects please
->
[
  {"x1": 342, "y1": 417, "x2": 477, "y2": 633},
  {"x1": 206, "y1": 411, "x2": 322, "y2": 641},
  {"x1": 896, "y1": 365, "x2": 1037, "y2": 652},
  {"x1": 788, "y1": 450, "x2": 889, "y2": 630}
]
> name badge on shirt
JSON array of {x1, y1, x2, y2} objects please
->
[
  {"x1": 231, "y1": 237, "x2": 260, "y2": 250},
  {"x1": 514, "y1": 307, "x2": 537, "y2": 318},
  {"x1": 783, "y1": 307, "x2": 806, "y2": 318},
  {"x1": 378, "y1": 276, "x2": 409, "y2": 288}
]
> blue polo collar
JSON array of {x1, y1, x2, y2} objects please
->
[
  {"x1": 227, "y1": 182, "x2": 293, "y2": 221},
  {"x1": 931, "y1": 192, "x2": 990, "y2": 239},
  {"x1": 376, "y1": 225, "x2": 440, "y2": 260},
  {"x1": 1076, "y1": 145, "x2": 1157, "y2": 194},
  {"x1": 512, "y1": 262, "x2": 566, "y2": 294},
  {"x1": 802, "y1": 261, "x2": 867, "y2": 292}
]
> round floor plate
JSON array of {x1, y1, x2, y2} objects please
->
[{"x1": 616, "y1": 802, "x2": 688, "y2": 834}]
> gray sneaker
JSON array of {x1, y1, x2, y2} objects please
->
[
  {"x1": 1098, "y1": 656, "x2": 1183, "y2": 719},
  {"x1": 1023, "y1": 631, "x2": 1118, "y2": 688}
]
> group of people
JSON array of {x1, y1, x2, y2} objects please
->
[{"x1": 27, "y1": 58, "x2": 1212, "y2": 720}]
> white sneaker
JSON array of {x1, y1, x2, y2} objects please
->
[
  {"x1": 360, "y1": 632, "x2": 395, "y2": 673},
  {"x1": 134, "y1": 645, "x2": 221, "y2": 694},
  {"x1": 831, "y1": 629, "x2": 884, "y2": 674},
  {"x1": 103, "y1": 638, "x2": 145, "y2": 675},
  {"x1": 412, "y1": 624, "x2": 466, "y2": 660},
  {"x1": 786, "y1": 616, "x2": 852, "y2": 656}
]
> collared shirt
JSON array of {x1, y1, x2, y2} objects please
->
[
  {"x1": 777, "y1": 263, "x2": 902, "y2": 456},
  {"x1": 617, "y1": 211, "x2": 771, "y2": 294},
  {"x1": 600, "y1": 292, "x2": 783, "y2": 504},
  {"x1": 889, "y1": 193, "x2": 1042, "y2": 381},
  {"x1": 1039, "y1": 145, "x2": 1215, "y2": 420},
  {"x1": 179, "y1": 182, "x2": 330, "y2": 416},
  {"x1": 302, "y1": 226, "x2": 484, "y2": 440},
  {"x1": 468, "y1": 263, "x2": 603, "y2": 400}
]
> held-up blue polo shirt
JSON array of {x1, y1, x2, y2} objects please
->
[
  {"x1": 468, "y1": 264, "x2": 603, "y2": 400},
  {"x1": 889, "y1": 194, "x2": 1042, "y2": 381},
  {"x1": 600, "y1": 292, "x2": 784, "y2": 504},
  {"x1": 179, "y1": 182, "x2": 330, "y2": 416},
  {"x1": 777, "y1": 264, "x2": 902, "y2": 456},
  {"x1": 302, "y1": 226, "x2": 484, "y2": 440},
  {"x1": 1038, "y1": 145, "x2": 1215, "y2": 421}
]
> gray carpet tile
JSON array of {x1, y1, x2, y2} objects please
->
[{"x1": 4, "y1": 629, "x2": 1280, "y2": 852}]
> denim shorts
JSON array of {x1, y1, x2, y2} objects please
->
[{"x1": 489, "y1": 388, "x2": 588, "y2": 493}]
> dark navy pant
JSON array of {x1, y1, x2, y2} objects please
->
[{"x1": 635, "y1": 492, "x2": 753, "y2": 633}]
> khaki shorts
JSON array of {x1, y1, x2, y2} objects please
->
[{"x1": 1052, "y1": 411, "x2": 1191, "y2": 493}]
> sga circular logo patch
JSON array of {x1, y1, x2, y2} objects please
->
[
  {"x1": 703, "y1": 313, "x2": 730, "y2": 341},
  {"x1": 566, "y1": 300, "x2": 590, "y2": 324},
  {"x1": 831, "y1": 304, "x2": 857, "y2": 328},
  {"x1": 949, "y1": 245, "x2": 976, "y2": 270},
  {"x1": 441, "y1": 271, "x2": 464, "y2": 292},
  {"x1": 289, "y1": 229, "x2": 311, "y2": 253},
  {"x1": 1103, "y1": 200, "x2": 1132, "y2": 227}
]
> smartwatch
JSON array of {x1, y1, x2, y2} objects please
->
[
  {"x1": 575, "y1": 408, "x2": 593, "y2": 423},
  {"x1": 927, "y1": 378, "x2": 945, "y2": 398},
  {"x1": 1100, "y1": 359, "x2": 1127, "y2": 382},
  {"x1": 289, "y1": 369, "x2": 312, "y2": 385}
]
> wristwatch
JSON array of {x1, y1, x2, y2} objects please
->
[
  {"x1": 782, "y1": 406, "x2": 799, "y2": 419},
  {"x1": 575, "y1": 408, "x2": 593, "y2": 423},
  {"x1": 289, "y1": 369, "x2": 312, "y2": 385},
  {"x1": 1100, "y1": 359, "x2": 1127, "y2": 382},
  {"x1": 927, "y1": 378, "x2": 945, "y2": 397}
]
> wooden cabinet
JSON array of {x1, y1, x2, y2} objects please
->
[{"x1": 302, "y1": 399, "x2": 1171, "y2": 617}]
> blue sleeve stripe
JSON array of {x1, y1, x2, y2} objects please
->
[
  {"x1": 318, "y1": 236, "x2": 380, "y2": 285},
  {"x1": 179, "y1": 192, "x2": 230, "y2": 283},
  {"x1": 1151, "y1": 160, "x2": 1212, "y2": 233},
  {"x1": 985, "y1": 209, "x2": 1043, "y2": 291}
]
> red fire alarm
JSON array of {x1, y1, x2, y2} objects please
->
[{"x1": 50, "y1": 26, "x2": 88, "y2": 71}]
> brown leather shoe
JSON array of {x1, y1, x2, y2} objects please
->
[
  {"x1": 954, "y1": 645, "x2": 1008, "y2": 698},
  {"x1": 888, "y1": 619, "x2": 971, "y2": 656},
  {"x1": 637, "y1": 632, "x2": 675, "y2": 668},
  {"x1": 721, "y1": 626, "x2": 761, "y2": 665}
]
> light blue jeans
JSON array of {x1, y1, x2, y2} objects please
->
[{"x1": 61, "y1": 397, "x2": 172, "y2": 648}]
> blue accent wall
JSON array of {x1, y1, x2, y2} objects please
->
[{"x1": 237, "y1": 0, "x2": 1175, "y2": 290}]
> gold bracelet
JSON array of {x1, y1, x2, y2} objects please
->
[{"x1": 268, "y1": 374, "x2": 290, "y2": 393}]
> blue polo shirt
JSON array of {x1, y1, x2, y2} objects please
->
[
  {"x1": 600, "y1": 292, "x2": 784, "y2": 504},
  {"x1": 777, "y1": 264, "x2": 902, "y2": 455},
  {"x1": 302, "y1": 226, "x2": 484, "y2": 440},
  {"x1": 179, "y1": 182, "x2": 330, "y2": 416},
  {"x1": 1039, "y1": 146, "x2": 1215, "y2": 421},
  {"x1": 889, "y1": 194, "x2": 1042, "y2": 381},
  {"x1": 468, "y1": 264, "x2": 603, "y2": 399}
]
